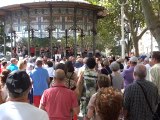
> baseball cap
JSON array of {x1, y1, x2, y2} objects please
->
[
  {"x1": 139, "y1": 55, "x2": 147, "y2": 60},
  {"x1": 6, "y1": 70, "x2": 31, "y2": 94},
  {"x1": 129, "y1": 56, "x2": 138, "y2": 62}
]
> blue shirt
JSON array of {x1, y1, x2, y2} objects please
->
[
  {"x1": 30, "y1": 67, "x2": 49, "y2": 96},
  {"x1": 7, "y1": 64, "x2": 18, "y2": 72}
]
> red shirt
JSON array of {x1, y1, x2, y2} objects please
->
[
  {"x1": 30, "y1": 47, "x2": 35, "y2": 53},
  {"x1": 40, "y1": 83, "x2": 78, "y2": 120}
]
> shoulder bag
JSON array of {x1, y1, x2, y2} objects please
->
[{"x1": 137, "y1": 82, "x2": 160, "y2": 120}]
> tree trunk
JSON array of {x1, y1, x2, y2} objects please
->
[
  {"x1": 132, "y1": 34, "x2": 139, "y2": 57},
  {"x1": 126, "y1": 39, "x2": 132, "y2": 56},
  {"x1": 141, "y1": 0, "x2": 160, "y2": 50}
]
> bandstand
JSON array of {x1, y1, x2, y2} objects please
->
[{"x1": 0, "y1": 0, "x2": 105, "y2": 58}]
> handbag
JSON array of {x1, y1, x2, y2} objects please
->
[
  {"x1": 137, "y1": 82, "x2": 160, "y2": 120},
  {"x1": 68, "y1": 72, "x2": 76, "y2": 90}
]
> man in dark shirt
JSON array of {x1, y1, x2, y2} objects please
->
[{"x1": 123, "y1": 64, "x2": 159, "y2": 120}]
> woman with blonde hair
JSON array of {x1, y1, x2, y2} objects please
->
[{"x1": 18, "y1": 59, "x2": 27, "y2": 70}]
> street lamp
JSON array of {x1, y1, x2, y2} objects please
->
[
  {"x1": 25, "y1": 26, "x2": 37, "y2": 56},
  {"x1": 65, "y1": 29, "x2": 68, "y2": 49},
  {"x1": 45, "y1": 25, "x2": 56, "y2": 58},
  {"x1": 24, "y1": 26, "x2": 31, "y2": 56},
  {"x1": 8, "y1": 27, "x2": 15, "y2": 57},
  {"x1": 69, "y1": 25, "x2": 82, "y2": 57},
  {"x1": 80, "y1": 29, "x2": 85, "y2": 55},
  {"x1": 117, "y1": 0, "x2": 128, "y2": 58}
]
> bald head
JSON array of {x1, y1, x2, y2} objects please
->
[
  {"x1": 134, "y1": 64, "x2": 147, "y2": 80},
  {"x1": 54, "y1": 69, "x2": 66, "y2": 81}
]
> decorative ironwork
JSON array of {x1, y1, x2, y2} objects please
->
[{"x1": 0, "y1": 1, "x2": 104, "y2": 57}]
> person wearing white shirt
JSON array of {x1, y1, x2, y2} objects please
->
[
  {"x1": 144, "y1": 57, "x2": 151, "y2": 81},
  {"x1": 45, "y1": 61, "x2": 55, "y2": 83},
  {"x1": 77, "y1": 57, "x2": 88, "y2": 77},
  {"x1": 0, "y1": 70, "x2": 49, "y2": 120}
]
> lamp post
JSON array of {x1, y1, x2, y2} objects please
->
[
  {"x1": 45, "y1": 25, "x2": 56, "y2": 58},
  {"x1": 25, "y1": 26, "x2": 37, "y2": 56},
  {"x1": 65, "y1": 29, "x2": 70, "y2": 57},
  {"x1": 80, "y1": 29, "x2": 85, "y2": 55},
  {"x1": 65, "y1": 29, "x2": 68, "y2": 49},
  {"x1": 24, "y1": 26, "x2": 31, "y2": 56},
  {"x1": 117, "y1": 0, "x2": 128, "y2": 58},
  {"x1": 13, "y1": 31, "x2": 17, "y2": 48},
  {"x1": 8, "y1": 27, "x2": 15, "y2": 57},
  {"x1": 69, "y1": 25, "x2": 82, "y2": 57}
]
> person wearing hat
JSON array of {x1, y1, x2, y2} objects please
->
[
  {"x1": 0, "y1": 70, "x2": 49, "y2": 120},
  {"x1": 39, "y1": 69, "x2": 79, "y2": 120},
  {"x1": 30, "y1": 57, "x2": 49, "y2": 107},
  {"x1": 122, "y1": 56, "x2": 138, "y2": 88}
]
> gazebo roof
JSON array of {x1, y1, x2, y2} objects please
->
[
  {"x1": 0, "y1": 0, "x2": 106, "y2": 18},
  {"x1": 38, "y1": 0, "x2": 90, "y2": 4},
  {"x1": 0, "y1": 0, "x2": 90, "y2": 7}
]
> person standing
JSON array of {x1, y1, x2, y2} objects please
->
[
  {"x1": 39, "y1": 69, "x2": 79, "y2": 120},
  {"x1": 45, "y1": 61, "x2": 55, "y2": 83},
  {"x1": 123, "y1": 65, "x2": 159, "y2": 120},
  {"x1": 122, "y1": 56, "x2": 138, "y2": 88},
  {"x1": 110, "y1": 61, "x2": 124, "y2": 90},
  {"x1": 95, "y1": 87, "x2": 123, "y2": 120},
  {"x1": 77, "y1": 57, "x2": 88, "y2": 77},
  {"x1": 143, "y1": 57, "x2": 151, "y2": 81},
  {"x1": 0, "y1": 70, "x2": 49, "y2": 120},
  {"x1": 100, "y1": 59, "x2": 112, "y2": 76},
  {"x1": 30, "y1": 57, "x2": 49, "y2": 107},
  {"x1": 150, "y1": 51, "x2": 160, "y2": 94},
  {"x1": 0, "y1": 70, "x2": 11, "y2": 104},
  {"x1": 7, "y1": 58, "x2": 18, "y2": 72},
  {"x1": 150, "y1": 51, "x2": 160, "y2": 115},
  {"x1": 18, "y1": 59, "x2": 27, "y2": 71},
  {"x1": 22, "y1": 45, "x2": 28, "y2": 58},
  {"x1": 1, "y1": 61, "x2": 8, "y2": 73},
  {"x1": 81, "y1": 57, "x2": 98, "y2": 115},
  {"x1": 84, "y1": 74, "x2": 111, "y2": 120}
]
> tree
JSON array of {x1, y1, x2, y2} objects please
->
[
  {"x1": 87, "y1": 0, "x2": 122, "y2": 54},
  {"x1": 124, "y1": 0, "x2": 147, "y2": 56},
  {"x1": 140, "y1": 0, "x2": 160, "y2": 50},
  {"x1": 87, "y1": 0, "x2": 148, "y2": 56}
]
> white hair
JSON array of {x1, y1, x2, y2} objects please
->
[{"x1": 134, "y1": 64, "x2": 147, "y2": 79}]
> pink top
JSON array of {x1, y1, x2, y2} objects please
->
[{"x1": 40, "y1": 83, "x2": 78, "y2": 120}]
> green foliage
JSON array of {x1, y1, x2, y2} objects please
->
[
  {"x1": 87, "y1": 0, "x2": 99, "y2": 5},
  {"x1": 86, "y1": 0, "x2": 121, "y2": 54},
  {"x1": 151, "y1": 0, "x2": 160, "y2": 17},
  {"x1": 87, "y1": 0, "x2": 148, "y2": 56}
]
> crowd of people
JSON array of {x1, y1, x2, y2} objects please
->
[{"x1": 0, "y1": 51, "x2": 160, "y2": 120}]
